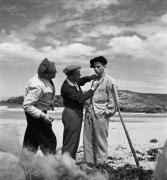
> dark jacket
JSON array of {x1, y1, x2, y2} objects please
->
[{"x1": 61, "y1": 76, "x2": 93, "y2": 110}]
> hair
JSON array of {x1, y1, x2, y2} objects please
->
[{"x1": 90, "y1": 56, "x2": 107, "y2": 68}]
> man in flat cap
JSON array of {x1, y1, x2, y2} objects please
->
[
  {"x1": 83, "y1": 56, "x2": 119, "y2": 165},
  {"x1": 61, "y1": 65, "x2": 99, "y2": 159},
  {"x1": 23, "y1": 58, "x2": 57, "y2": 155}
]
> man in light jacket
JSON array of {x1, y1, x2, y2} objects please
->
[
  {"x1": 23, "y1": 58, "x2": 57, "y2": 155},
  {"x1": 83, "y1": 56, "x2": 119, "y2": 165}
]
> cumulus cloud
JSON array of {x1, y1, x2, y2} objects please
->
[
  {"x1": 0, "y1": 32, "x2": 96, "y2": 66},
  {"x1": 108, "y1": 35, "x2": 146, "y2": 58},
  {"x1": 108, "y1": 31, "x2": 167, "y2": 63},
  {"x1": 0, "y1": 40, "x2": 43, "y2": 65},
  {"x1": 41, "y1": 43, "x2": 96, "y2": 63},
  {"x1": 0, "y1": 0, "x2": 167, "y2": 94}
]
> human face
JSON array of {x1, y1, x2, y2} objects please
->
[
  {"x1": 92, "y1": 62, "x2": 105, "y2": 77},
  {"x1": 72, "y1": 69, "x2": 81, "y2": 82},
  {"x1": 50, "y1": 65, "x2": 57, "y2": 79}
]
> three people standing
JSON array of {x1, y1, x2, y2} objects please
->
[{"x1": 23, "y1": 56, "x2": 118, "y2": 165}]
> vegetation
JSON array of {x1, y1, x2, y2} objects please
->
[{"x1": 0, "y1": 90, "x2": 167, "y2": 113}]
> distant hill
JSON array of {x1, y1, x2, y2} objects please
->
[
  {"x1": 0, "y1": 90, "x2": 167, "y2": 113},
  {"x1": 118, "y1": 91, "x2": 167, "y2": 113}
]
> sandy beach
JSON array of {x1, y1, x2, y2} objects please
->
[{"x1": 0, "y1": 106, "x2": 167, "y2": 171}]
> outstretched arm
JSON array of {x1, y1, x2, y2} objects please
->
[
  {"x1": 61, "y1": 80, "x2": 99, "y2": 104},
  {"x1": 78, "y1": 76, "x2": 92, "y2": 86},
  {"x1": 78, "y1": 75, "x2": 97, "y2": 86}
]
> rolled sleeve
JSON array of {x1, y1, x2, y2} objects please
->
[{"x1": 23, "y1": 86, "x2": 44, "y2": 118}]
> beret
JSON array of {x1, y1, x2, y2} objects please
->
[
  {"x1": 90, "y1": 56, "x2": 107, "y2": 68},
  {"x1": 38, "y1": 58, "x2": 55, "y2": 75},
  {"x1": 63, "y1": 65, "x2": 81, "y2": 75}
]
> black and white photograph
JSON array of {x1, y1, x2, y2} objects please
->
[{"x1": 0, "y1": 0, "x2": 167, "y2": 179}]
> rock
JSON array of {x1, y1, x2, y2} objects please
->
[
  {"x1": 147, "y1": 148, "x2": 159, "y2": 156},
  {"x1": 150, "y1": 139, "x2": 158, "y2": 143},
  {"x1": 138, "y1": 157, "x2": 145, "y2": 161},
  {"x1": 147, "y1": 156, "x2": 156, "y2": 161}
]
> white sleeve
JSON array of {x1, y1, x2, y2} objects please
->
[{"x1": 23, "y1": 85, "x2": 44, "y2": 118}]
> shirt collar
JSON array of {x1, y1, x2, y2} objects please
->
[
  {"x1": 97, "y1": 72, "x2": 105, "y2": 80},
  {"x1": 66, "y1": 78, "x2": 77, "y2": 87}
]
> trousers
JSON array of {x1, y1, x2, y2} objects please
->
[
  {"x1": 83, "y1": 106, "x2": 110, "y2": 164},
  {"x1": 62, "y1": 107, "x2": 83, "y2": 159},
  {"x1": 23, "y1": 112, "x2": 57, "y2": 155}
]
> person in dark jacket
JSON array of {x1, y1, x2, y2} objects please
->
[{"x1": 61, "y1": 65, "x2": 99, "y2": 159}]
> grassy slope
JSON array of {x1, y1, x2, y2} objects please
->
[{"x1": 0, "y1": 91, "x2": 167, "y2": 113}]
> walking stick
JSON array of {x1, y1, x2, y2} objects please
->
[{"x1": 113, "y1": 87, "x2": 140, "y2": 167}]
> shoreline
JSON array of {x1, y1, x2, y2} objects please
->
[{"x1": 0, "y1": 105, "x2": 167, "y2": 118}]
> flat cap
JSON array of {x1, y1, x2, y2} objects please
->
[
  {"x1": 90, "y1": 56, "x2": 107, "y2": 68},
  {"x1": 63, "y1": 65, "x2": 81, "y2": 75}
]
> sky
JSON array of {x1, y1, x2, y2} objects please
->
[{"x1": 0, "y1": 0, "x2": 167, "y2": 99}]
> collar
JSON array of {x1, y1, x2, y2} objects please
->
[
  {"x1": 97, "y1": 72, "x2": 105, "y2": 80},
  {"x1": 66, "y1": 78, "x2": 78, "y2": 87}
]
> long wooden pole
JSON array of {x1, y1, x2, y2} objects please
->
[{"x1": 113, "y1": 88, "x2": 140, "y2": 167}]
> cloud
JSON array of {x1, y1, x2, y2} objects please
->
[
  {"x1": 75, "y1": 25, "x2": 123, "y2": 42},
  {"x1": 0, "y1": 0, "x2": 167, "y2": 95},
  {"x1": 42, "y1": 35, "x2": 62, "y2": 46},
  {"x1": 0, "y1": 41, "x2": 43, "y2": 66},
  {"x1": 160, "y1": 13, "x2": 167, "y2": 24},
  {"x1": 72, "y1": 11, "x2": 167, "y2": 66},
  {"x1": 61, "y1": 0, "x2": 119, "y2": 16},
  {"x1": 108, "y1": 35, "x2": 145, "y2": 58},
  {"x1": 41, "y1": 43, "x2": 96, "y2": 63},
  {"x1": 0, "y1": 32, "x2": 96, "y2": 66},
  {"x1": 18, "y1": 15, "x2": 56, "y2": 41},
  {"x1": 118, "y1": 79, "x2": 167, "y2": 93},
  {"x1": 64, "y1": 19, "x2": 88, "y2": 28},
  {"x1": 108, "y1": 29, "x2": 167, "y2": 63},
  {"x1": 0, "y1": 4, "x2": 20, "y2": 14}
]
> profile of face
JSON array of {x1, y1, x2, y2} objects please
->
[
  {"x1": 49, "y1": 65, "x2": 57, "y2": 79},
  {"x1": 72, "y1": 70, "x2": 81, "y2": 82},
  {"x1": 92, "y1": 61, "x2": 106, "y2": 76}
]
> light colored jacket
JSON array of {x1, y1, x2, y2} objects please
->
[
  {"x1": 91, "y1": 74, "x2": 118, "y2": 118},
  {"x1": 23, "y1": 74, "x2": 55, "y2": 118}
]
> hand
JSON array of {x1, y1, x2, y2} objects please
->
[
  {"x1": 89, "y1": 74, "x2": 97, "y2": 80},
  {"x1": 91, "y1": 80, "x2": 100, "y2": 91},
  {"x1": 85, "y1": 112, "x2": 91, "y2": 120},
  {"x1": 41, "y1": 113, "x2": 54, "y2": 123},
  {"x1": 104, "y1": 109, "x2": 116, "y2": 117}
]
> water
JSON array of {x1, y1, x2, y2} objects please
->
[
  {"x1": 0, "y1": 106, "x2": 167, "y2": 149},
  {"x1": 0, "y1": 106, "x2": 166, "y2": 121}
]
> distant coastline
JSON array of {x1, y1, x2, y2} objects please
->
[{"x1": 0, "y1": 90, "x2": 167, "y2": 113}]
